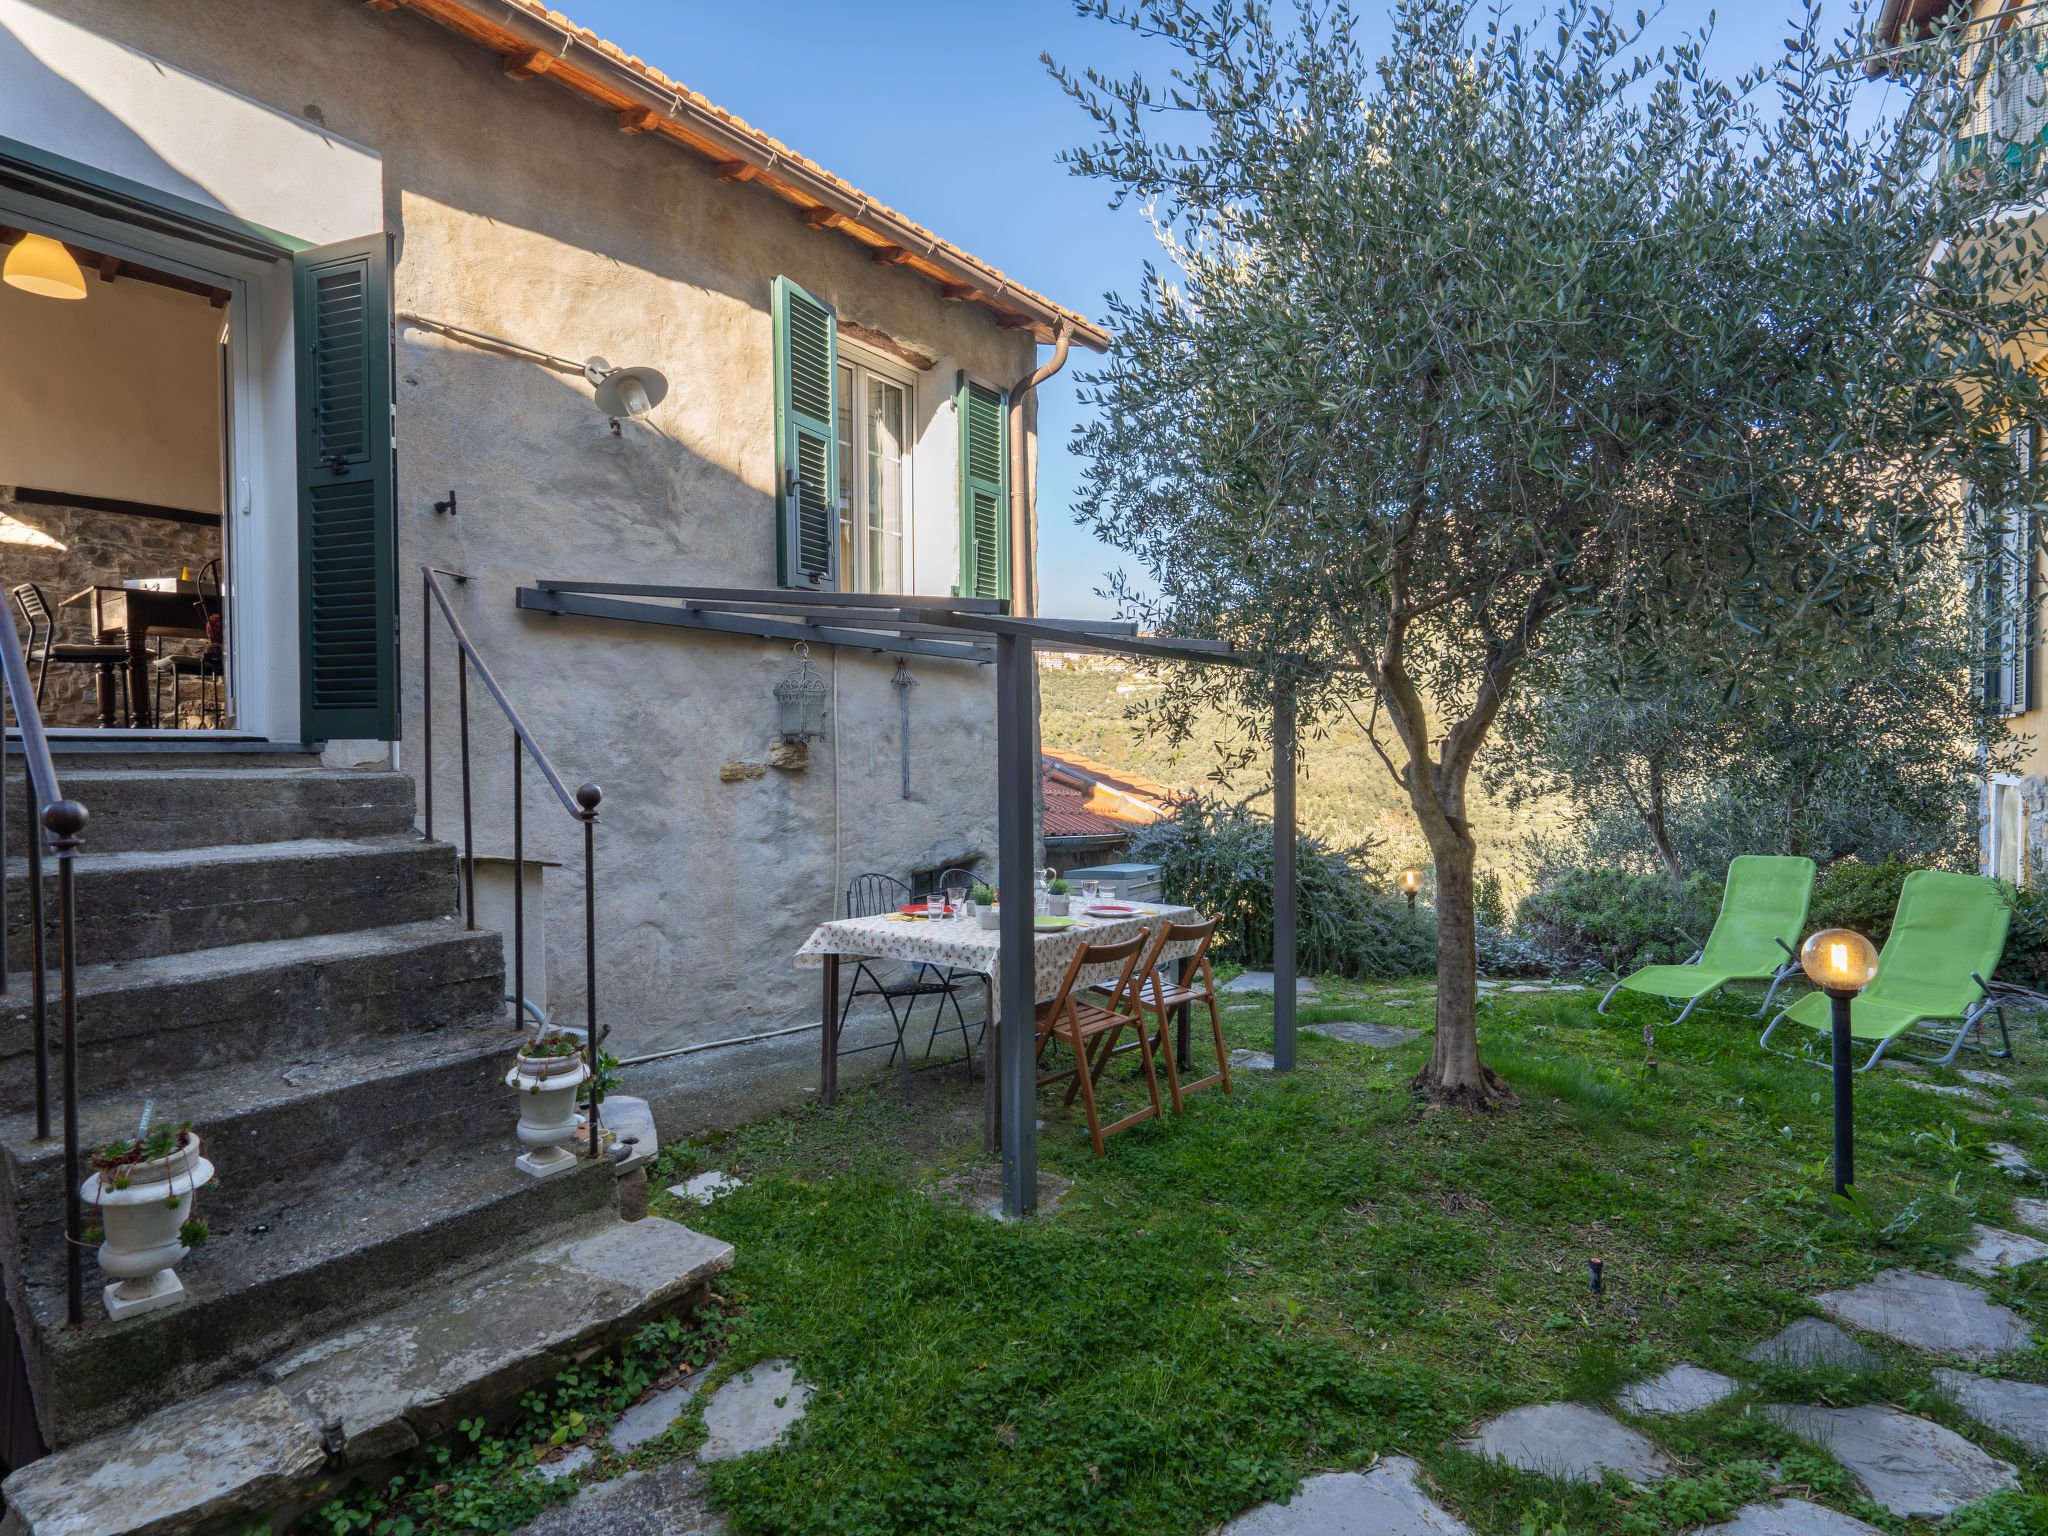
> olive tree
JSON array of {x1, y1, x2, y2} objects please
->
[{"x1": 1056, "y1": 0, "x2": 2048, "y2": 1106}]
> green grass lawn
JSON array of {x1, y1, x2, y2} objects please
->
[{"x1": 653, "y1": 980, "x2": 2048, "y2": 1536}]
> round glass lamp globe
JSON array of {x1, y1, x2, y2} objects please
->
[
  {"x1": 1399, "y1": 867, "x2": 1423, "y2": 892},
  {"x1": 3, "y1": 233, "x2": 87, "y2": 300},
  {"x1": 1800, "y1": 928, "x2": 1878, "y2": 993}
]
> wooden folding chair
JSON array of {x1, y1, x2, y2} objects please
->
[
  {"x1": 1032, "y1": 933, "x2": 1161, "y2": 1157},
  {"x1": 1087, "y1": 915, "x2": 1230, "y2": 1113}
]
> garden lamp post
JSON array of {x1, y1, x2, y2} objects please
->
[
  {"x1": 1400, "y1": 867, "x2": 1422, "y2": 911},
  {"x1": 1799, "y1": 928, "x2": 1878, "y2": 1197}
]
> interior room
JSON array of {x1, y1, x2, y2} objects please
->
[{"x1": 0, "y1": 221, "x2": 229, "y2": 731}]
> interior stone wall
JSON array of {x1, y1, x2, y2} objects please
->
[{"x1": 0, "y1": 487, "x2": 223, "y2": 727}]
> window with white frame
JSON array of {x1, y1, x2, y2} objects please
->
[
  {"x1": 1992, "y1": 776, "x2": 2029, "y2": 885},
  {"x1": 1985, "y1": 422, "x2": 2037, "y2": 718},
  {"x1": 834, "y1": 352, "x2": 911, "y2": 595}
]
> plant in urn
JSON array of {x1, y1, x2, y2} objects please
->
[
  {"x1": 81, "y1": 1122, "x2": 215, "y2": 1320},
  {"x1": 506, "y1": 1032, "x2": 591, "y2": 1179}
]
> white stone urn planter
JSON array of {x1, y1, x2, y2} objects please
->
[
  {"x1": 80, "y1": 1130, "x2": 214, "y2": 1320},
  {"x1": 978, "y1": 906, "x2": 1001, "y2": 931},
  {"x1": 506, "y1": 1043, "x2": 591, "y2": 1180}
]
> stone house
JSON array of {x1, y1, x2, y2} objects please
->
[{"x1": 1, "y1": 0, "x2": 1106, "y2": 1115}]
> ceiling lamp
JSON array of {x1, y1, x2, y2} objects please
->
[{"x1": 3, "y1": 233, "x2": 87, "y2": 300}]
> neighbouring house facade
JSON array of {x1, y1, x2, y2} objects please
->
[
  {"x1": 1876, "y1": 0, "x2": 2048, "y2": 883},
  {"x1": 1, "y1": 0, "x2": 1104, "y2": 1066},
  {"x1": 1042, "y1": 747, "x2": 1177, "y2": 870}
]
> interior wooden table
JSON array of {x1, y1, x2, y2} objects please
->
[{"x1": 63, "y1": 586, "x2": 220, "y2": 729}]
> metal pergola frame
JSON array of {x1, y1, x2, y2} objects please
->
[{"x1": 517, "y1": 581, "x2": 1300, "y2": 1218}]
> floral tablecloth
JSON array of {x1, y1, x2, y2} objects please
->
[{"x1": 794, "y1": 904, "x2": 1199, "y2": 1006}]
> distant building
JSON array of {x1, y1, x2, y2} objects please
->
[{"x1": 1041, "y1": 748, "x2": 1179, "y2": 870}]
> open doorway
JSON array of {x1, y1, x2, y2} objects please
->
[{"x1": 0, "y1": 221, "x2": 230, "y2": 732}]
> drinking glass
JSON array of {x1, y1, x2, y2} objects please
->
[
  {"x1": 1082, "y1": 880, "x2": 1100, "y2": 904},
  {"x1": 945, "y1": 882, "x2": 967, "y2": 916}
]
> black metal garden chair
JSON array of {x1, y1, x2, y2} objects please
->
[{"x1": 839, "y1": 872, "x2": 976, "y2": 1097}]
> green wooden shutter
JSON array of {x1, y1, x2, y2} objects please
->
[
  {"x1": 957, "y1": 375, "x2": 1009, "y2": 600},
  {"x1": 773, "y1": 276, "x2": 838, "y2": 589},
  {"x1": 294, "y1": 235, "x2": 396, "y2": 740}
]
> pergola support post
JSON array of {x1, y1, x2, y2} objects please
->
[
  {"x1": 1273, "y1": 681, "x2": 1297, "y2": 1070},
  {"x1": 997, "y1": 630, "x2": 1038, "y2": 1217}
]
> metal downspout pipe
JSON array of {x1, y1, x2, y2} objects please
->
[{"x1": 1008, "y1": 321, "x2": 1072, "y2": 618}]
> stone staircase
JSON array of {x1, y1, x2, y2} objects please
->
[{"x1": 0, "y1": 748, "x2": 727, "y2": 1530}]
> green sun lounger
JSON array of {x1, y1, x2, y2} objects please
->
[
  {"x1": 1759, "y1": 868, "x2": 2013, "y2": 1071},
  {"x1": 1597, "y1": 854, "x2": 1815, "y2": 1023}
]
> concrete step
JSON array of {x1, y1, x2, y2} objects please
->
[
  {"x1": 4, "y1": 768, "x2": 416, "y2": 854},
  {"x1": 0, "y1": 1216, "x2": 733, "y2": 1535},
  {"x1": 0, "y1": 920, "x2": 505, "y2": 1100},
  {"x1": 4, "y1": 836, "x2": 457, "y2": 968},
  {"x1": 0, "y1": 1020, "x2": 542, "y2": 1287},
  {"x1": 7, "y1": 1105, "x2": 619, "y2": 1446}
]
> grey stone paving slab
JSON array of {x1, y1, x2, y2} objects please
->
[
  {"x1": 1615, "y1": 1363, "x2": 1738, "y2": 1415},
  {"x1": 934, "y1": 1167, "x2": 1070, "y2": 1221},
  {"x1": 698, "y1": 1361, "x2": 810, "y2": 1462},
  {"x1": 512, "y1": 1459, "x2": 726, "y2": 1536},
  {"x1": 668, "y1": 1171, "x2": 745, "y2": 1205},
  {"x1": 2012, "y1": 1196, "x2": 2048, "y2": 1231},
  {"x1": 0, "y1": 1381, "x2": 325, "y2": 1536},
  {"x1": 1697, "y1": 1499, "x2": 1885, "y2": 1535},
  {"x1": 1900, "y1": 1080, "x2": 1992, "y2": 1105},
  {"x1": 1764, "y1": 1403, "x2": 2019, "y2": 1518},
  {"x1": 1222, "y1": 971, "x2": 1318, "y2": 995},
  {"x1": 1988, "y1": 1142, "x2": 2039, "y2": 1178},
  {"x1": 1462, "y1": 1402, "x2": 1673, "y2": 1484},
  {"x1": 1933, "y1": 1367, "x2": 2048, "y2": 1457},
  {"x1": 600, "y1": 1095, "x2": 658, "y2": 1174},
  {"x1": 1229, "y1": 1049, "x2": 1276, "y2": 1071},
  {"x1": 1218, "y1": 1457, "x2": 1472, "y2": 1535},
  {"x1": 1382, "y1": 998, "x2": 1418, "y2": 1007},
  {"x1": 536, "y1": 1446, "x2": 594, "y2": 1482},
  {"x1": 607, "y1": 1374, "x2": 708, "y2": 1452},
  {"x1": 1955, "y1": 1224, "x2": 2048, "y2": 1277},
  {"x1": 1303, "y1": 1021, "x2": 1420, "y2": 1047},
  {"x1": 1745, "y1": 1318, "x2": 1879, "y2": 1371},
  {"x1": 1960, "y1": 1070, "x2": 2014, "y2": 1088},
  {"x1": 1815, "y1": 1269, "x2": 2032, "y2": 1359}
]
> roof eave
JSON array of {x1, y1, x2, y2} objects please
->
[{"x1": 372, "y1": 0, "x2": 1109, "y2": 351}]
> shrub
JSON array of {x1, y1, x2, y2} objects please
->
[
  {"x1": 1513, "y1": 867, "x2": 1722, "y2": 976},
  {"x1": 1807, "y1": 858, "x2": 1918, "y2": 948},
  {"x1": 1127, "y1": 799, "x2": 1436, "y2": 979}
]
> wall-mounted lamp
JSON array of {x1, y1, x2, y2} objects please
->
[
  {"x1": 397, "y1": 311, "x2": 667, "y2": 423},
  {"x1": 775, "y1": 641, "x2": 829, "y2": 741},
  {"x1": 3, "y1": 232, "x2": 87, "y2": 301}
]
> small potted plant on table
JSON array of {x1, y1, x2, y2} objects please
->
[
  {"x1": 1047, "y1": 877, "x2": 1073, "y2": 916},
  {"x1": 506, "y1": 1031, "x2": 591, "y2": 1180},
  {"x1": 81, "y1": 1122, "x2": 214, "y2": 1320},
  {"x1": 974, "y1": 884, "x2": 1000, "y2": 930}
]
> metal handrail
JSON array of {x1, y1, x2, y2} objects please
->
[
  {"x1": 0, "y1": 609, "x2": 88, "y2": 1326},
  {"x1": 419, "y1": 567, "x2": 608, "y2": 1159}
]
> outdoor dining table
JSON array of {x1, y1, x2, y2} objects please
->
[{"x1": 794, "y1": 902, "x2": 1201, "y2": 1137}]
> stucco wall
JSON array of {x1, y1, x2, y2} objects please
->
[{"x1": 18, "y1": 0, "x2": 1042, "y2": 1058}]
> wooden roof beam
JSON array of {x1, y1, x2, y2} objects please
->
[
  {"x1": 871, "y1": 245, "x2": 915, "y2": 266},
  {"x1": 714, "y1": 160, "x2": 757, "y2": 183},
  {"x1": 803, "y1": 206, "x2": 848, "y2": 231},
  {"x1": 616, "y1": 107, "x2": 662, "y2": 134},
  {"x1": 503, "y1": 48, "x2": 554, "y2": 79},
  {"x1": 939, "y1": 283, "x2": 987, "y2": 303}
]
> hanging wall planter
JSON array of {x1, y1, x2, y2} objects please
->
[
  {"x1": 80, "y1": 1125, "x2": 215, "y2": 1321},
  {"x1": 506, "y1": 1034, "x2": 592, "y2": 1180}
]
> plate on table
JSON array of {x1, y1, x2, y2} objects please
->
[
  {"x1": 1085, "y1": 904, "x2": 1138, "y2": 918},
  {"x1": 1034, "y1": 916, "x2": 1080, "y2": 931},
  {"x1": 898, "y1": 904, "x2": 938, "y2": 919}
]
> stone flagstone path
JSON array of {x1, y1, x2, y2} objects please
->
[
  {"x1": 1615, "y1": 1363, "x2": 1738, "y2": 1415},
  {"x1": 1745, "y1": 1318, "x2": 1877, "y2": 1371},
  {"x1": 1462, "y1": 1402, "x2": 1672, "y2": 1484},
  {"x1": 699, "y1": 1360, "x2": 810, "y2": 1463},
  {"x1": 1933, "y1": 1368, "x2": 2048, "y2": 1457},
  {"x1": 1814, "y1": 1270, "x2": 2032, "y2": 1359},
  {"x1": 1763, "y1": 1404, "x2": 2018, "y2": 1519},
  {"x1": 1699, "y1": 1500, "x2": 1885, "y2": 1535},
  {"x1": 2013, "y1": 1196, "x2": 2048, "y2": 1231},
  {"x1": 1303, "y1": 1021, "x2": 1420, "y2": 1047},
  {"x1": 1219, "y1": 1457, "x2": 1472, "y2": 1535},
  {"x1": 1954, "y1": 1224, "x2": 2048, "y2": 1277},
  {"x1": 1222, "y1": 971, "x2": 1319, "y2": 996},
  {"x1": 1229, "y1": 1049, "x2": 1277, "y2": 1071},
  {"x1": 668, "y1": 1171, "x2": 745, "y2": 1205}
]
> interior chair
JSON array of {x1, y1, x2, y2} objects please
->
[
  {"x1": 152, "y1": 559, "x2": 224, "y2": 729},
  {"x1": 11, "y1": 583, "x2": 129, "y2": 725},
  {"x1": 1033, "y1": 932, "x2": 1161, "y2": 1157},
  {"x1": 837, "y1": 871, "x2": 975, "y2": 1097}
]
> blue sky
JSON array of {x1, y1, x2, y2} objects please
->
[{"x1": 566, "y1": 1, "x2": 1905, "y2": 616}]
